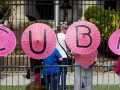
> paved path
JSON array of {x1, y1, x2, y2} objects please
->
[{"x1": 0, "y1": 73, "x2": 120, "y2": 85}]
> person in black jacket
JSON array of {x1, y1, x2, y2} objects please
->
[
  {"x1": 30, "y1": 58, "x2": 44, "y2": 84},
  {"x1": 23, "y1": 58, "x2": 44, "y2": 85}
]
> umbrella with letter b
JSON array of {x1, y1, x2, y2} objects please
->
[
  {"x1": 21, "y1": 23, "x2": 56, "y2": 59},
  {"x1": 66, "y1": 20, "x2": 101, "y2": 54}
]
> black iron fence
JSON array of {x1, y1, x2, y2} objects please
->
[
  {"x1": 0, "y1": 65, "x2": 120, "y2": 90},
  {"x1": 0, "y1": 0, "x2": 120, "y2": 70}
]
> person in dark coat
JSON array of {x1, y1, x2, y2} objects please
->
[{"x1": 23, "y1": 58, "x2": 44, "y2": 85}]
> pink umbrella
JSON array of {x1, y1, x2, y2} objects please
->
[
  {"x1": 0, "y1": 26, "x2": 16, "y2": 56},
  {"x1": 108, "y1": 29, "x2": 120, "y2": 55},
  {"x1": 75, "y1": 50, "x2": 98, "y2": 69},
  {"x1": 66, "y1": 20, "x2": 101, "y2": 54},
  {"x1": 21, "y1": 23, "x2": 56, "y2": 59}
]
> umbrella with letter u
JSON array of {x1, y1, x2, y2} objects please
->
[
  {"x1": 66, "y1": 20, "x2": 101, "y2": 54},
  {"x1": 21, "y1": 23, "x2": 56, "y2": 59}
]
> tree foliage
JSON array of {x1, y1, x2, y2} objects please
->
[
  {"x1": 84, "y1": 5, "x2": 120, "y2": 58},
  {"x1": 84, "y1": 5, "x2": 104, "y2": 21},
  {"x1": 0, "y1": 0, "x2": 9, "y2": 14}
]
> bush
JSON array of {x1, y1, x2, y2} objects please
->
[
  {"x1": 0, "y1": 0, "x2": 18, "y2": 23},
  {"x1": 84, "y1": 5, "x2": 120, "y2": 59},
  {"x1": 0, "y1": 0, "x2": 9, "y2": 19},
  {"x1": 18, "y1": 21, "x2": 34, "y2": 28},
  {"x1": 89, "y1": 10, "x2": 120, "y2": 42},
  {"x1": 84, "y1": 5, "x2": 104, "y2": 21},
  {"x1": 18, "y1": 21, "x2": 54, "y2": 29}
]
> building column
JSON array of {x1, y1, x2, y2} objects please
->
[
  {"x1": 80, "y1": 0, "x2": 97, "y2": 20},
  {"x1": 54, "y1": 0, "x2": 59, "y2": 29},
  {"x1": 9, "y1": 0, "x2": 28, "y2": 27}
]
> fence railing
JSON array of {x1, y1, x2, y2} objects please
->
[
  {"x1": 0, "y1": 0, "x2": 120, "y2": 68},
  {"x1": 0, "y1": 65, "x2": 120, "y2": 90}
]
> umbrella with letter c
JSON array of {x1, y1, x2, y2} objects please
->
[
  {"x1": 0, "y1": 26, "x2": 16, "y2": 56},
  {"x1": 66, "y1": 20, "x2": 101, "y2": 54},
  {"x1": 21, "y1": 23, "x2": 56, "y2": 59}
]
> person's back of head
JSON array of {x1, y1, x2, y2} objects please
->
[
  {"x1": 59, "y1": 24, "x2": 68, "y2": 33},
  {"x1": 25, "y1": 83, "x2": 46, "y2": 90}
]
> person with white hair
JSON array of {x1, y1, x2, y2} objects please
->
[{"x1": 56, "y1": 23, "x2": 69, "y2": 90}]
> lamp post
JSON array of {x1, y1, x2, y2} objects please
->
[{"x1": 54, "y1": 0, "x2": 59, "y2": 30}]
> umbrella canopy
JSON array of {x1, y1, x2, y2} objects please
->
[
  {"x1": 75, "y1": 50, "x2": 98, "y2": 69},
  {"x1": 66, "y1": 20, "x2": 101, "y2": 54},
  {"x1": 108, "y1": 29, "x2": 120, "y2": 55},
  {"x1": 21, "y1": 23, "x2": 56, "y2": 59},
  {"x1": 0, "y1": 26, "x2": 16, "y2": 56}
]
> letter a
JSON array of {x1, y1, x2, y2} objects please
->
[{"x1": 117, "y1": 36, "x2": 120, "y2": 49}]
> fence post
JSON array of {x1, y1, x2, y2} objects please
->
[
  {"x1": 0, "y1": 57, "x2": 2, "y2": 78},
  {"x1": 54, "y1": 0, "x2": 59, "y2": 29}
]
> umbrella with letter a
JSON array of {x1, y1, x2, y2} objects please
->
[{"x1": 108, "y1": 29, "x2": 120, "y2": 55}]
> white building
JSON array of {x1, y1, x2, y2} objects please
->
[{"x1": 7, "y1": 0, "x2": 120, "y2": 28}]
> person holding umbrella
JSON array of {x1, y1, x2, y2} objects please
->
[
  {"x1": 43, "y1": 48, "x2": 63, "y2": 90},
  {"x1": 56, "y1": 23, "x2": 69, "y2": 90},
  {"x1": 73, "y1": 51, "x2": 97, "y2": 90},
  {"x1": 23, "y1": 58, "x2": 45, "y2": 85},
  {"x1": 30, "y1": 58, "x2": 45, "y2": 84}
]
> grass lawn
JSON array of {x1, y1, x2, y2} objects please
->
[
  {"x1": 1, "y1": 85, "x2": 25, "y2": 90},
  {"x1": 66, "y1": 84, "x2": 119, "y2": 90},
  {"x1": 1, "y1": 85, "x2": 119, "y2": 90}
]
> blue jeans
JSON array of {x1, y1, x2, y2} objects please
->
[
  {"x1": 44, "y1": 73, "x2": 58, "y2": 90},
  {"x1": 82, "y1": 81, "x2": 85, "y2": 86},
  {"x1": 59, "y1": 58, "x2": 68, "y2": 90}
]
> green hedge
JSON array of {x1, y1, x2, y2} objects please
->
[
  {"x1": 84, "y1": 5, "x2": 120, "y2": 59},
  {"x1": 84, "y1": 5, "x2": 104, "y2": 21}
]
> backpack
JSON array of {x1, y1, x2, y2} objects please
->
[{"x1": 114, "y1": 57, "x2": 120, "y2": 74}]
